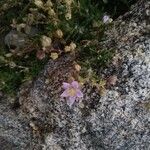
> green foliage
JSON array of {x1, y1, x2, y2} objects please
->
[
  {"x1": 78, "y1": 44, "x2": 115, "y2": 70},
  {"x1": 0, "y1": 50, "x2": 47, "y2": 95},
  {"x1": 45, "y1": 0, "x2": 103, "y2": 42},
  {"x1": 0, "y1": 68, "x2": 23, "y2": 94},
  {"x1": 0, "y1": 0, "x2": 136, "y2": 95}
]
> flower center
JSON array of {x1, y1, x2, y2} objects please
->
[{"x1": 67, "y1": 88, "x2": 76, "y2": 96}]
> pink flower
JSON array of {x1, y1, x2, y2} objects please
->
[{"x1": 61, "y1": 81, "x2": 83, "y2": 106}]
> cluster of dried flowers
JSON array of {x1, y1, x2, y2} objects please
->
[
  {"x1": 34, "y1": 0, "x2": 76, "y2": 60},
  {"x1": 3, "y1": 0, "x2": 114, "y2": 106},
  {"x1": 6, "y1": 0, "x2": 76, "y2": 60}
]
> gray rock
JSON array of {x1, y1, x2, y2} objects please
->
[
  {"x1": 4, "y1": 26, "x2": 39, "y2": 50},
  {"x1": 0, "y1": 96, "x2": 42, "y2": 150},
  {"x1": 1, "y1": 0, "x2": 150, "y2": 150},
  {"x1": 4, "y1": 30, "x2": 27, "y2": 50}
]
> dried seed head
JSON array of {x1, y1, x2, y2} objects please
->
[
  {"x1": 64, "y1": 46, "x2": 71, "y2": 52},
  {"x1": 50, "y1": 52, "x2": 58, "y2": 60},
  {"x1": 70, "y1": 42, "x2": 76, "y2": 51},
  {"x1": 54, "y1": 29, "x2": 63, "y2": 38},
  {"x1": 48, "y1": 9, "x2": 56, "y2": 16},
  {"x1": 5, "y1": 53, "x2": 13, "y2": 58},
  {"x1": 34, "y1": 0, "x2": 43, "y2": 8},
  {"x1": 65, "y1": 12, "x2": 71, "y2": 20},
  {"x1": 36, "y1": 50, "x2": 46, "y2": 60},
  {"x1": 41, "y1": 35, "x2": 52, "y2": 48},
  {"x1": 9, "y1": 62, "x2": 16, "y2": 68},
  {"x1": 65, "y1": 0, "x2": 73, "y2": 6},
  {"x1": 107, "y1": 75, "x2": 118, "y2": 86},
  {"x1": 45, "y1": 0, "x2": 53, "y2": 7},
  {"x1": 75, "y1": 64, "x2": 81, "y2": 72}
]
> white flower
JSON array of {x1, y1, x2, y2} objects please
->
[{"x1": 103, "y1": 15, "x2": 113, "y2": 24}]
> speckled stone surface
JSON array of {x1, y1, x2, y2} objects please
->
[
  {"x1": 0, "y1": 95, "x2": 42, "y2": 150},
  {"x1": 1, "y1": 0, "x2": 150, "y2": 149}
]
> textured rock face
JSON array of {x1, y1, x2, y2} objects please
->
[
  {"x1": 0, "y1": 96, "x2": 42, "y2": 150},
  {"x1": 0, "y1": 0, "x2": 150, "y2": 149}
]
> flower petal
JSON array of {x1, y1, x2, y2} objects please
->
[
  {"x1": 76, "y1": 89, "x2": 83, "y2": 98},
  {"x1": 103, "y1": 15, "x2": 109, "y2": 23},
  {"x1": 71, "y1": 81, "x2": 79, "y2": 88},
  {"x1": 60, "y1": 90, "x2": 68, "y2": 97},
  {"x1": 67, "y1": 96, "x2": 76, "y2": 106},
  {"x1": 62, "y1": 82, "x2": 71, "y2": 89}
]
